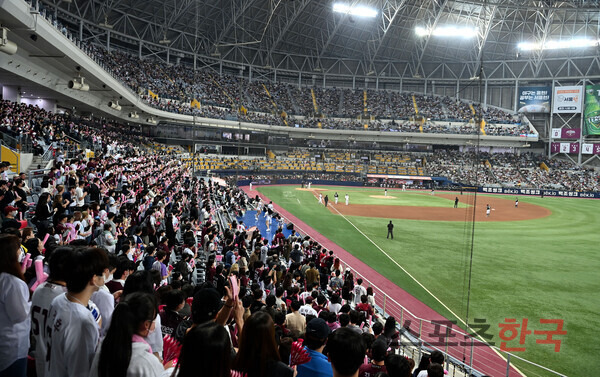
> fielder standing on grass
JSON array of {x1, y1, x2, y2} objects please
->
[
  {"x1": 454, "y1": 197, "x2": 459, "y2": 208},
  {"x1": 334, "y1": 192, "x2": 339, "y2": 204},
  {"x1": 384, "y1": 188, "x2": 387, "y2": 196},
  {"x1": 387, "y1": 221, "x2": 394, "y2": 239},
  {"x1": 345, "y1": 194, "x2": 349, "y2": 205}
]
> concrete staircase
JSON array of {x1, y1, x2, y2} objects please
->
[{"x1": 26, "y1": 154, "x2": 46, "y2": 173}]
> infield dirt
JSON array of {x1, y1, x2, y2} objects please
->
[{"x1": 326, "y1": 193, "x2": 551, "y2": 222}]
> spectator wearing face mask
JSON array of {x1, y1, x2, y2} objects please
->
[
  {"x1": 91, "y1": 253, "x2": 119, "y2": 338},
  {"x1": 44, "y1": 247, "x2": 109, "y2": 377}
]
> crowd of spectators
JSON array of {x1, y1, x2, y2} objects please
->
[
  {"x1": 425, "y1": 149, "x2": 600, "y2": 191},
  {"x1": 0, "y1": 99, "x2": 444, "y2": 377},
  {"x1": 426, "y1": 150, "x2": 500, "y2": 186},
  {"x1": 79, "y1": 44, "x2": 525, "y2": 135}
]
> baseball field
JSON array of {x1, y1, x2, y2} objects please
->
[{"x1": 256, "y1": 185, "x2": 600, "y2": 377}]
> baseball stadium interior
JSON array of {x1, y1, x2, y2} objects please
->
[{"x1": 0, "y1": 0, "x2": 599, "y2": 377}]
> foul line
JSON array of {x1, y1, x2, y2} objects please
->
[
  {"x1": 288, "y1": 188, "x2": 524, "y2": 376},
  {"x1": 327, "y1": 203, "x2": 467, "y2": 326},
  {"x1": 326, "y1": 201, "x2": 526, "y2": 377}
]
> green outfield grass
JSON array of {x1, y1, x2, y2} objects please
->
[{"x1": 258, "y1": 185, "x2": 600, "y2": 377}]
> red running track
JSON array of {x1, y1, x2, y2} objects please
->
[{"x1": 245, "y1": 185, "x2": 523, "y2": 377}]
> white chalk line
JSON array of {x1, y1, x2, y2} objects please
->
[
  {"x1": 328, "y1": 204, "x2": 465, "y2": 324},
  {"x1": 282, "y1": 188, "x2": 524, "y2": 375},
  {"x1": 326, "y1": 202, "x2": 526, "y2": 377}
]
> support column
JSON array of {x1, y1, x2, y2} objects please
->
[
  {"x1": 513, "y1": 80, "x2": 519, "y2": 113},
  {"x1": 456, "y1": 80, "x2": 460, "y2": 100},
  {"x1": 106, "y1": 31, "x2": 111, "y2": 52},
  {"x1": 578, "y1": 79, "x2": 586, "y2": 165},
  {"x1": 484, "y1": 79, "x2": 488, "y2": 108},
  {"x1": 79, "y1": 20, "x2": 83, "y2": 42},
  {"x1": 138, "y1": 41, "x2": 143, "y2": 59},
  {"x1": 549, "y1": 80, "x2": 555, "y2": 159}
]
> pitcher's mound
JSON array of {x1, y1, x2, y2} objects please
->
[{"x1": 370, "y1": 195, "x2": 396, "y2": 199}]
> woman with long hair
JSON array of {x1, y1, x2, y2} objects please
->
[
  {"x1": 90, "y1": 292, "x2": 168, "y2": 377},
  {"x1": 233, "y1": 311, "x2": 293, "y2": 377},
  {"x1": 34, "y1": 192, "x2": 54, "y2": 236},
  {"x1": 0, "y1": 234, "x2": 30, "y2": 377},
  {"x1": 331, "y1": 257, "x2": 343, "y2": 274},
  {"x1": 173, "y1": 322, "x2": 231, "y2": 377},
  {"x1": 121, "y1": 270, "x2": 164, "y2": 362},
  {"x1": 53, "y1": 185, "x2": 68, "y2": 217}
]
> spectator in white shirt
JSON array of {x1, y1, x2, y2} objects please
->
[
  {"x1": 44, "y1": 248, "x2": 109, "y2": 377},
  {"x1": 31, "y1": 247, "x2": 74, "y2": 377},
  {"x1": 0, "y1": 234, "x2": 31, "y2": 377}
]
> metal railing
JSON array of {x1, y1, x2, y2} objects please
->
[
  {"x1": 1, "y1": 132, "x2": 33, "y2": 153},
  {"x1": 254, "y1": 190, "x2": 567, "y2": 377}
]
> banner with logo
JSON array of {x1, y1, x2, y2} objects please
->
[
  {"x1": 584, "y1": 85, "x2": 600, "y2": 135},
  {"x1": 551, "y1": 128, "x2": 581, "y2": 139},
  {"x1": 553, "y1": 86, "x2": 583, "y2": 113},
  {"x1": 518, "y1": 86, "x2": 551, "y2": 113}
]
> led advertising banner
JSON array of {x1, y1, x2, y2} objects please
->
[
  {"x1": 553, "y1": 86, "x2": 583, "y2": 113},
  {"x1": 584, "y1": 85, "x2": 600, "y2": 136},
  {"x1": 517, "y1": 86, "x2": 551, "y2": 113}
]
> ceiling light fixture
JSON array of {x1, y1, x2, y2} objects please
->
[
  {"x1": 333, "y1": 3, "x2": 377, "y2": 18},
  {"x1": 518, "y1": 38, "x2": 599, "y2": 51}
]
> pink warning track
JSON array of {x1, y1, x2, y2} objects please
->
[{"x1": 244, "y1": 185, "x2": 523, "y2": 377}]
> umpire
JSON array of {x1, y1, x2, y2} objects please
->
[{"x1": 387, "y1": 220, "x2": 394, "y2": 239}]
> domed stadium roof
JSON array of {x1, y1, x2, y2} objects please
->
[{"x1": 39, "y1": 0, "x2": 600, "y2": 79}]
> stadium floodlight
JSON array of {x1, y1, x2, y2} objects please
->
[
  {"x1": 333, "y1": 3, "x2": 378, "y2": 18},
  {"x1": 518, "y1": 38, "x2": 600, "y2": 51},
  {"x1": 108, "y1": 101, "x2": 122, "y2": 111},
  {"x1": 0, "y1": 27, "x2": 17, "y2": 55},
  {"x1": 68, "y1": 77, "x2": 89, "y2": 91},
  {"x1": 415, "y1": 25, "x2": 478, "y2": 38}
]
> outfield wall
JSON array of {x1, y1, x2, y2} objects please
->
[
  {"x1": 234, "y1": 174, "x2": 600, "y2": 198},
  {"x1": 480, "y1": 186, "x2": 600, "y2": 199}
]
